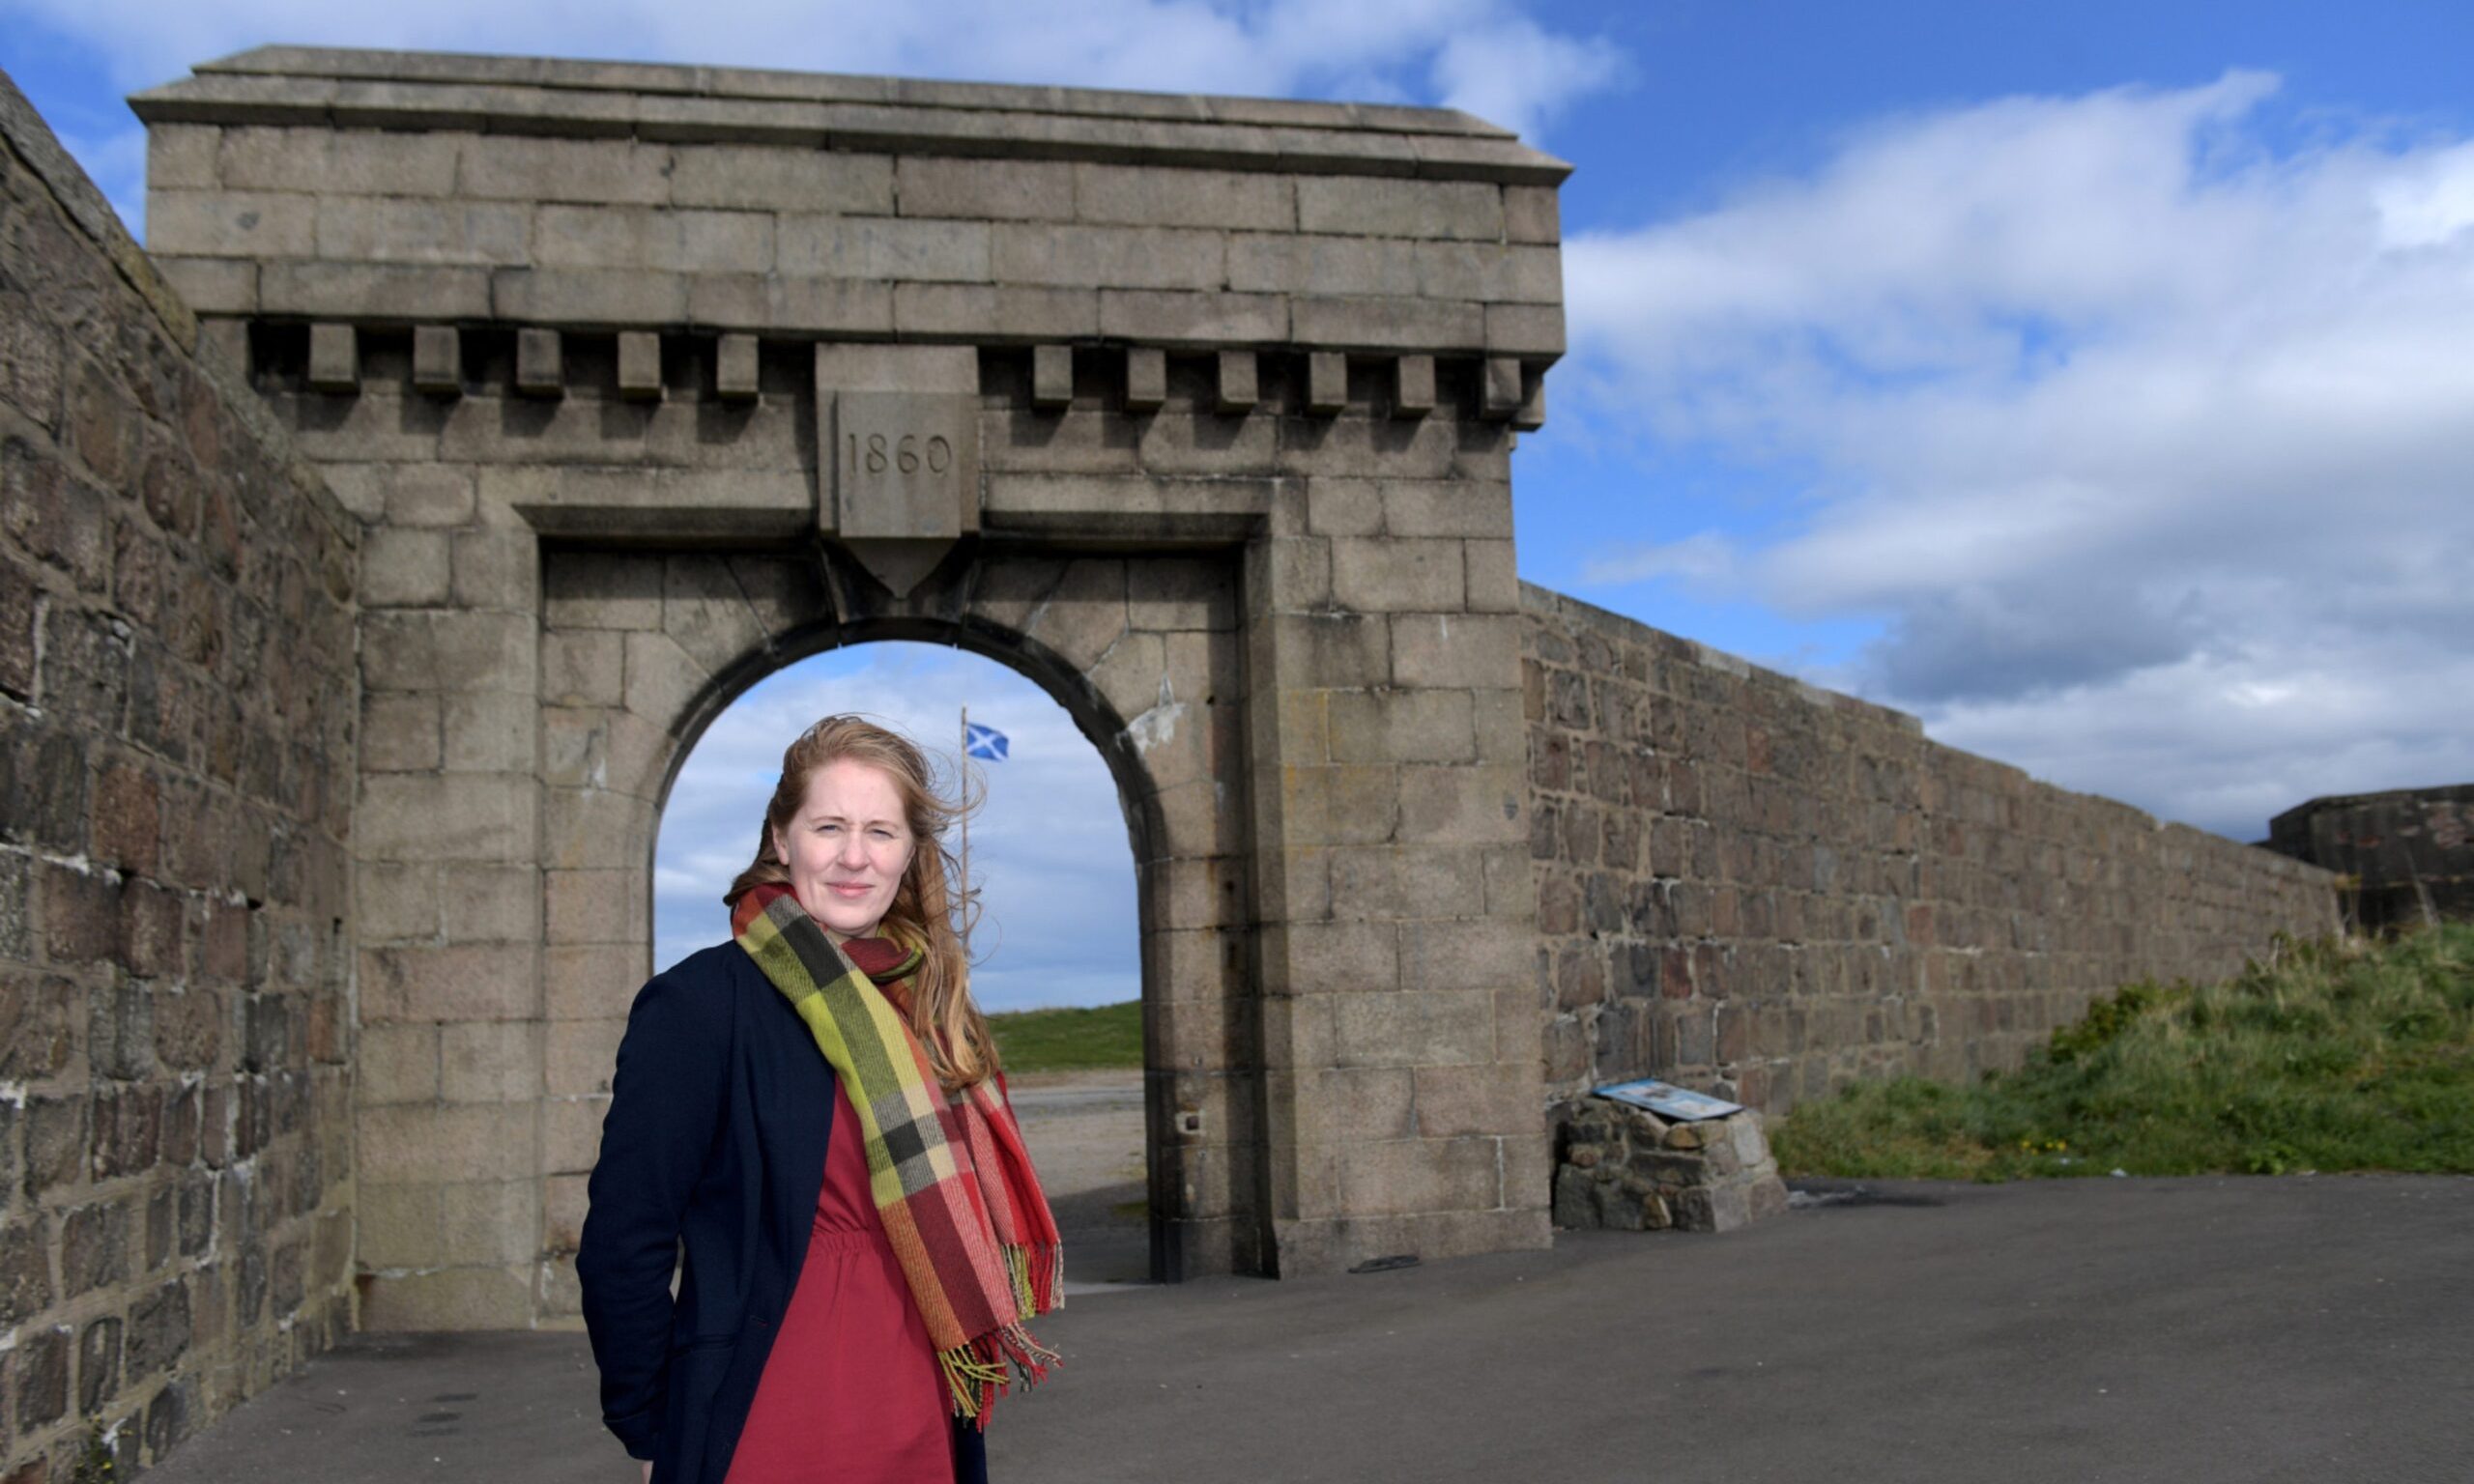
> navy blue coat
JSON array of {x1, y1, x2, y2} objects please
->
[{"x1": 575, "y1": 942, "x2": 990, "y2": 1484}]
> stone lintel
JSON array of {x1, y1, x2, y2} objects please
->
[
  {"x1": 501, "y1": 468, "x2": 811, "y2": 541},
  {"x1": 980, "y1": 472, "x2": 1272, "y2": 545}
]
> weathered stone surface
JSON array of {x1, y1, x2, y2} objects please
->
[
  {"x1": 514, "y1": 327, "x2": 562, "y2": 397},
  {"x1": 617, "y1": 330, "x2": 663, "y2": 401},
  {"x1": 315, "y1": 196, "x2": 531, "y2": 265},
  {"x1": 1305, "y1": 351, "x2": 1346, "y2": 415},
  {"x1": 1123, "y1": 346, "x2": 1165, "y2": 413},
  {"x1": 1031, "y1": 345, "x2": 1074, "y2": 410},
  {"x1": 412, "y1": 324, "x2": 462, "y2": 394},
  {"x1": 896, "y1": 157, "x2": 1071, "y2": 221},
  {"x1": 1296, "y1": 177, "x2": 1504, "y2": 241},
  {"x1": 0, "y1": 84, "x2": 357, "y2": 1470},
  {"x1": 670, "y1": 146, "x2": 892, "y2": 213},
  {"x1": 714, "y1": 332, "x2": 760, "y2": 401},
  {"x1": 306, "y1": 322, "x2": 357, "y2": 392},
  {"x1": 1216, "y1": 350, "x2": 1258, "y2": 414}
]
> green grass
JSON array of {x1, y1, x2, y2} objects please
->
[
  {"x1": 1771, "y1": 924, "x2": 2474, "y2": 1182},
  {"x1": 987, "y1": 999, "x2": 1143, "y2": 1072}
]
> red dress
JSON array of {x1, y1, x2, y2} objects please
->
[{"x1": 723, "y1": 1077, "x2": 954, "y2": 1482}]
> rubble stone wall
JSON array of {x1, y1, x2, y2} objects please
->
[
  {"x1": 1521, "y1": 585, "x2": 2340, "y2": 1117},
  {"x1": 0, "y1": 71, "x2": 359, "y2": 1477}
]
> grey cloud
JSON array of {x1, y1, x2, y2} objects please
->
[
  {"x1": 1862, "y1": 581, "x2": 2211, "y2": 705},
  {"x1": 1557, "y1": 73, "x2": 2474, "y2": 841}
]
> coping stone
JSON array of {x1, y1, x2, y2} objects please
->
[{"x1": 135, "y1": 47, "x2": 1572, "y2": 185}]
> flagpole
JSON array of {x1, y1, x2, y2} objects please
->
[{"x1": 959, "y1": 702, "x2": 970, "y2": 958}]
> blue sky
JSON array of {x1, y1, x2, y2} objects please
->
[
  {"x1": 8, "y1": 2, "x2": 2473, "y2": 1005},
  {"x1": 652, "y1": 643, "x2": 1136, "y2": 1009}
]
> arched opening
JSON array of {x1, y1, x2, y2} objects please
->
[
  {"x1": 651, "y1": 640, "x2": 1150, "y2": 1287},
  {"x1": 535, "y1": 543, "x2": 1258, "y2": 1304}
]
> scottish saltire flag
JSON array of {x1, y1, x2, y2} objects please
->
[{"x1": 964, "y1": 722, "x2": 1009, "y2": 761}]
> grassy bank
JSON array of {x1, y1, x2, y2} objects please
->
[
  {"x1": 988, "y1": 999, "x2": 1142, "y2": 1073},
  {"x1": 1771, "y1": 924, "x2": 2474, "y2": 1181}
]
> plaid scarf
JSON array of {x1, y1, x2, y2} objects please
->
[{"x1": 731, "y1": 883, "x2": 1062, "y2": 1426}]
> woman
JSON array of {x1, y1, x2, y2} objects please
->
[{"x1": 578, "y1": 715, "x2": 1063, "y2": 1484}]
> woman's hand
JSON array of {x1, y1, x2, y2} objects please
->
[{"x1": 641, "y1": 1462, "x2": 653, "y2": 1483}]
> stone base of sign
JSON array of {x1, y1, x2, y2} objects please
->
[{"x1": 1550, "y1": 1099, "x2": 1790, "y2": 1235}]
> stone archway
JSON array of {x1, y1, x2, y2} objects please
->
[
  {"x1": 138, "y1": 45, "x2": 1566, "y2": 1327},
  {"x1": 532, "y1": 541, "x2": 1251, "y2": 1309}
]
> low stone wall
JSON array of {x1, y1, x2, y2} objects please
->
[
  {"x1": 1521, "y1": 585, "x2": 2341, "y2": 1119},
  {"x1": 2268, "y1": 785, "x2": 2474, "y2": 932},
  {"x1": 0, "y1": 71, "x2": 359, "y2": 1476},
  {"x1": 1551, "y1": 1100, "x2": 1787, "y2": 1234}
]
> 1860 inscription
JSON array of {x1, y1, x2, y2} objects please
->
[{"x1": 829, "y1": 390, "x2": 980, "y2": 541}]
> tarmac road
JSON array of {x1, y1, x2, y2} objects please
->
[{"x1": 138, "y1": 1151, "x2": 2469, "y2": 1482}]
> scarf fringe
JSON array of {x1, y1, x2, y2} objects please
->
[
  {"x1": 939, "y1": 1242, "x2": 1065, "y2": 1428},
  {"x1": 1003, "y1": 1240, "x2": 1065, "y2": 1315},
  {"x1": 939, "y1": 1321, "x2": 1063, "y2": 1429}
]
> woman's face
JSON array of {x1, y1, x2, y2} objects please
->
[{"x1": 770, "y1": 757, "x2": 914, "y2": 940}]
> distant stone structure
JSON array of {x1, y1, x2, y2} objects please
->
[
  {"x1": 2267, "y1": 785, "x2": 2474, "y2": 931},
  {"x1": 0, "y1": 41, "x2": 2353, "y2": 1476}
]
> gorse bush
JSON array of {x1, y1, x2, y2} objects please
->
[{"x1": 1771, "y1": 924, "x2": 2474, "y2": 1181}]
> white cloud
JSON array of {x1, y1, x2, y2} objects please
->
[
  {"x1": 1563, "y1": 72, "x2": 2474, "y2": 839},
  {"x1": 655, "y1": 642, "x2": 1140, "y2": 1012},
  {"x1": 1430, "y1": 11, "x2": 1625, "y2": 144},
  {"x1": 1577, "y1": 528, "x2": 1737, "y2": 587},
  {"x1": 14, "y1": 0, "x2": 1614, "y2": 137}
]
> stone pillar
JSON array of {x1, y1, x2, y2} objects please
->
[
  {"x1": 1247, "y1": 368, "x2": 1550, "y2": 1274},
  {"x1": 352, "y1": 473, "x2": 545, "y2": 1327}
]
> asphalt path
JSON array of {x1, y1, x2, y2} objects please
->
[{"x1": 141, "y1": 1171, "x2": 2471, "y2": 1483}]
